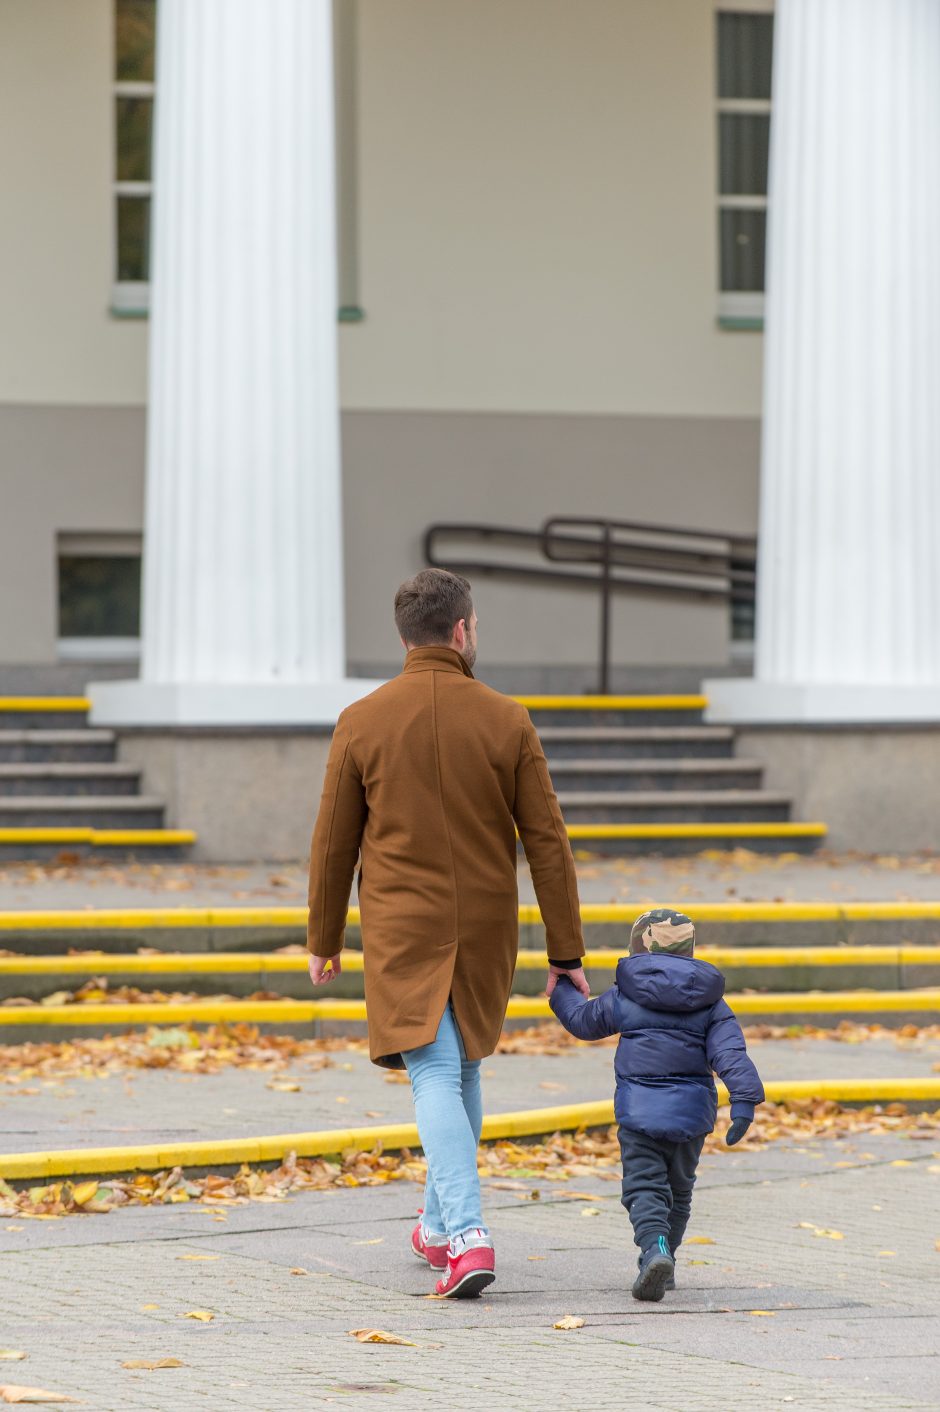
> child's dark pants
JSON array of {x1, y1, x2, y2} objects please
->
[{"x1": 618, "y1": 1126, "x2": 706, "y2": 1252}]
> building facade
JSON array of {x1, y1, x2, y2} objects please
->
[{"x1": 0, "y1": 0, "x2": 772, "y2": 683}]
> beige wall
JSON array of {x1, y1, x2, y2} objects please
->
[
  {"x1": 0, "y1": 0, "x2": 148, "y2": 405},
  {"x1": 0, "y1": 0, "x2": 763, "y2": 416}
]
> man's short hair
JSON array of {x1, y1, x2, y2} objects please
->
[{"x1": 394, "y1": 568, "x2": 474, "y2": 646}]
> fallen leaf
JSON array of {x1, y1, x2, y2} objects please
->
[
  {"x1": 265, "y1": 1081, "x2": 301, "y2": 1093},
  {"x1": 182, "y1": 1311, "x2": 214, "y2": 1322},
  {"x1": 335, "y1": 1096, "x2": 349, "y2": 1104},
  {"x1": 352, "y1": 1238, "x2": 384, "y2": 1246},
  {"x1": 140, "y1": 1305, "x2": 160, "y2": 1312},
  {"x1": 289, "y1": 1268, "x2": 308, "y2": 1276},
  {"x1": 120, "y1": 1359, "x2": 184, "y2": 1371},
  {"x1": 176, "y1": 1254, "x2": 219, "y2": 1262},
  {"x1": 688, "y1": 1260, "x2": 709, "y2": 1266},
  {"x1": 348, "y1": 1330, "x2": 416, "y2": 1346},
  {"x1": 749, "y1": 1310, "x2": 776, "y2": 1317},
  {"x1": 364, "y1": 1111, "x2": 383, "y2": 1119},
  {"x1": 878, "y1": 1250, "x2": 896, "y2": 1257},
  {"x1": 685, "y1": 1236, "x2": 715, "y2": 1245},
  {"x1": 0, "y1": 1390, "x2": 81, "y2": 1405},
  {"x1": 580, "y1": 1207, "x2": 601, "y2": 1218},
  {"x1": 538, "y1": 1082, "x2": 565, "y2": 1091},
  {"x1": 552, "y1": 1316, "x2": 585, "y2": 1331},
  {"x1": 69, "y1": 1183, "x2": 98, "y2": 1208},
  {"x1": 890, "y1": 1159, "x2": 913, "y2": 1167},
  {"x1": 527, "y1": 1255, "x2": 547, "y2": 1261}
]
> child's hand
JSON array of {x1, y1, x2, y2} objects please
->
[
  {"x1": 726, "y1": 1117, "x2": 751, "y2": 1146},
  {"x1": 545, "y1": 965, "x2": 590, "y2": 999}
]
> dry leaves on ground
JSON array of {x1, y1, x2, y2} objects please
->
[
  {"x1": 0, "y1": 1390, "x2": 81, "y2": 1406},
  {"x1": 119, "y1": 1359, "x2": 184, "y2": 1371},
  {"x1": 2, "y1": 978, "x2": 289, "y2": 1009},
  {"x1": 798, "y1": 1222, "x2": 844, "y2": 1239},
  {"x1": 2, "y1": 1099, "x2": 939, "y2": 1220},
  {"x1": 348, "y1": 1330, "x2": 416, "y2": 1347},
  {"x1": 0, "y1": 1024, "x2": 357, "y2": 1085},
  {"x1": 181, "y1": 1311, "x2": 214, "y2": 1323},
  {"x1": 553, "y1": 1316, "x2": 585, "y2": 1330}
]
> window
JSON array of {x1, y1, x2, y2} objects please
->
[
  {"x1": 57, "y1": 534, "x2": 142, "y2": 661},
  {"x1": 716, "y1": 4, "x2": 773, "y2": 327},
  {"x1": 112, "y1": 0, "x2": 360, "y2": 320}
]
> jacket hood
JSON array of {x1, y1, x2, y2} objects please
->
[{"x1": 616, "y1": 952, "x2": 724, "y2": 1012}]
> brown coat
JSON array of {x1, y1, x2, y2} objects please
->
[{"x1": 307, "y1": 646, "x2": 584, "y2": 1066}]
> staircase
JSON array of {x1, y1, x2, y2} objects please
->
[
  {"x1": 0, "y1": 698, "x2": 194, "y2": 859},
  {"x1": 521, "y1": 695, "x2": 826, "y2": 855}
]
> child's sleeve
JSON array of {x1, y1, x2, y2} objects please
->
[
  {"x1": 549, "y1": 975, "x2": 619, "y2": 1041},
  {"x1": 705, "y1": 1000, "x2": 765, "y2": 1119}
]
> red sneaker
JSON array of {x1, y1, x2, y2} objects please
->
[
  {"x1": 411, "y1": 1222, "x2": 449, "y2": 1271},
  {"x1": 435, "y1": 1244, "x2": 495, "y2": 1299}
]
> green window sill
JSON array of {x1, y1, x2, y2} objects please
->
[
  {"x1": 718, "y1": 316, "x2": 764, "y2": 331},
  {"x1": 110, "y1": 305, "x2": 366, "y2": 324}
]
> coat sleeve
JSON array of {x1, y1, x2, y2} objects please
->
[
  {"x1": 706, "y1": 1000, "x2": 765, "y2": 1119},
  {"x1": 512, "y1": 719, "x2": 585, "y2": 961},
  {"x1": 307, "y1": 715, "x2": 367, "y2": 958},
  {"x1": 549, "y1": 976, "x2": 618, "y2": 1040}
]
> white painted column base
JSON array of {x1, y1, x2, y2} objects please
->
[
  {"x1": 88, "y1": 678, "x2": 386, "y2": 728},
  {"x1": 703, "y1": 678, "x2": 940, "y2": 725}
]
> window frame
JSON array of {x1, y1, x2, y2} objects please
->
[
  {"x1": 110, "y1": 0, "x2": 362, "y2": 322},
  {"x1": 716, "y1": 0, "x2": 774, "y2": 329},
  {"x1": 56, "y1": 532, "x2": 143, "y2": 661}
]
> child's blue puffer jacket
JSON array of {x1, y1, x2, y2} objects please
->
[{"x1": 550, "y1": 953, "x2": 764, "y2": 1142}]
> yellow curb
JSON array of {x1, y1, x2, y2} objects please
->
[
  {"x1": 1, "y1": 899, "x2": 937, "y2": 934},
  {"x1": 3, "y1": 1079, "x2": 940, "y2": 1181},
  {"x1": 512, "y1": 695, "x2": 708, "y2": 710},
  {"x1": 3, "y1": 945, "x2": 940, "y2": 979},
  {"x1": 0, "y1": 829, "x2": 196, "y2": 846},
  {"x1": 0, "y1": 697, "x2": 89, "y2": 712},
  {"x1": 3, "y1": 989, "x2": 940, "y2": 1027},
  {"x1": 565, "y1": 822, "x2": 829, "y2": 839}
]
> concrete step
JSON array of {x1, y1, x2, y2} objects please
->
[
  {"x1": 0, "y1": 698, "x2": 90, "y2": 730},
  {"x1": 0, "y1": 828, "x2": 194, "y2": 861},
  {"x1": 0, "y1": 730, "x2": 118, "y2": 763},
  {"x1": 0, "y1": 796, "x2": 165, "y2": 829},
  {"x1": 563, "y1": 822, "x2": 825, "y2": 855},
  {"x1": 557, "y1": 789, "x2": 793, "y2": 824},
  {"x1": 536, "y1": 726, "x2": 735, "y2": 759},
  {"x1": 547, "y1": 758, "x2": 763, "y2": 792},
  {"x1": 0, "y1": 763, "x2": 141, "y2": 796},
  {"x1": 519, "y1": 695, "x2": 706, "y2": 727}
]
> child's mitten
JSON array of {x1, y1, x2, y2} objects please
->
[{"x1": 726, "y1": 1117, "x2": 751, "y2": 1146}]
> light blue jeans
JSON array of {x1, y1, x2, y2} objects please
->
[{"x1": 402, "y1": 1002, "x2": 488, "y2": 1242}]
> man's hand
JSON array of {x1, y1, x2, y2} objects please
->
[
  {"x1": 545, "y1": 964, "x2": 590, "y2": 999},
  {"x1": 308, "y1": 953, "x2": 342, "y2": 987},
  {"x1": 726, "y1": 1116, "x2": 751, "y2": 1147}
]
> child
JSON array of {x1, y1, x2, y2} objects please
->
[{"x1": 549, "y1": 907, "x2": 764, "y2": 1302}]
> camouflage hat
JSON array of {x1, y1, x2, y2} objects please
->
[{"x1": 630, "y1": 908, "x2": 696, "y2": 957}]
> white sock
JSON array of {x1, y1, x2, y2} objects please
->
[
  {"x1": 449, "y1": 1227, "x2": 492, "y2": 1255},
  {"x1": 422, "y1": 1222, "x2": 446, "y2": 1244}
]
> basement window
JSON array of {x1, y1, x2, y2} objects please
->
[{"x1": 57, "y1": 534, "x2": 142, "y2": 662}]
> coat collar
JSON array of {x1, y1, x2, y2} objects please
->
[{"x1": 403, "y1": 646, "x2": 475, "y2": 679}]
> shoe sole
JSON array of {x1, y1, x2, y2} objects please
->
[
  {"x1": 440, "y1": 1268, "x2": 496, "y2": 1299},
  {"x1": 632, "y1": 1254, "x2": 674, "y2": 1302}
]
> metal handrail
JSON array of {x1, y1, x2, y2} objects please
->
[{"x1": 424, "y1": 517, "x2": 757, "y2": 694}]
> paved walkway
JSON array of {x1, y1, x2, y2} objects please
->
[
  {"x1": 3, "y1": 1131, "x2": 938, "y2": 1410},
  {"x1": 0, "y1": 852, "x2": 938, "y2": 910},
  {"x1": 3, "y1": 1035, "x2": 940, "y2": 1157}
]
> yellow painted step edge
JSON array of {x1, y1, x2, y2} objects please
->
[
  {"x1": 566, "y1": 822, "x2": 829, "y2": 839},
  {"x1": 3, "y1": 989, "x2": 940, "y2": 1026},
  {"x1": 0, "y1": 697, "x2": 90, "y2": 712},
  {"x1": 3, "y1": 945, "x2": 940, "y2": 977},
  {"x1": 513, "y1": 695, "x2": 708, "y2": 710},
  {"x1": 0, "y1": 899, "x2": 937, "y2": 931},
  {"x1": 4, "y1": 1079, "x2": 940, "y2": 1181},
  {"x1": 0, "y1": 829, "x2": 196, "y2": 846}
]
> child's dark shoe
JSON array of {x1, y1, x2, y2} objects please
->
[{"x1": 632, "y1": 1236, "x2": 675, "y2": 1302}]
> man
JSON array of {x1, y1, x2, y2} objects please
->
[{"x1": 307, "y1": 568, "x2": 588, "y2": 1298}]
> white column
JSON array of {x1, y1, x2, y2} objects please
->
[
  {"x1": 92, "y1": 0, "x2": 381, "y2": 724},
  {"x1": 708, "y1": 0, "x2": 940, "y2": 723}
]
